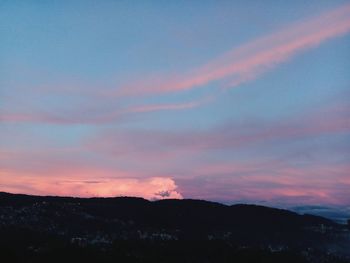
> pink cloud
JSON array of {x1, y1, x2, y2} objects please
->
[
  {"x1": 129, "y1": 102, "x2": 198, "y2": 113},
  {"x1": 0, "y1": 113, "x2": 42, "y2": 123},
  {"x1": 79, "y1": 101, "x2": 350, "y2": 205},
  {"x1": 85, "y1": 102, "x2": 350, "y2": 162},
  {"x1": 176, "y1": 162, "x2": 350, "y2": 205},
  {"x1": 116, "y1": 3, "x2": 350, "y2": 96},
  {"x1": 2, "y1": 4, "x2": 350, "y2": 125},
  {"x1": 0, "y1": 149, "x2": 183, "y2": 199},
  {"x1": 0, "y1": 97, "x2": 208, "y2": 124},
  {"x1": 0, "y1": 169, "x2": 182, "y2": 199},
  {"x1": 127, "y1": 96, "x2": 214, "y2": 113}
]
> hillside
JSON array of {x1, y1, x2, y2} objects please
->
[{"x1": 0, "y1": 192, "x2": 349, "y2": 262}]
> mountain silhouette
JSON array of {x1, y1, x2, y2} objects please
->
[{"x1": 0, "y1": 192, "x2": 349, "y2": 263}]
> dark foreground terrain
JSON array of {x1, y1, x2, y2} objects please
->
[{"x1": 0, "y1": 192, "x2": 349, "y2": 263}]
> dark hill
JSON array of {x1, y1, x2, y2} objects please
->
[
  {"x1": 0, "y1": 192, "x2": 335, "y2": 232},
  {"x1": 0, "y1": 192, "x2": 349, "y2": 263}
]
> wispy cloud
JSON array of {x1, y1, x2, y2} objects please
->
[
  {"x1": 85, "y1": 101, "x2": 350, "y2": 159},
  {"x1": 1, "y1": 101, "x2": 348, "y2": 204},
  {"x1": 116, "y1": 3, "x2": 350, "y2": 96},
  {"x1": 0, "y1": 97, "x2": 209, "y2": 124},
  {"x1": 1, "y1": 4, "x2": 350, "y2": 125},
  {"x1": 128, "y1": 98, "x2": 209, "y2": 113},
  {"x1": 176, "y1": 162, "x2": 350, "y2": 205}
]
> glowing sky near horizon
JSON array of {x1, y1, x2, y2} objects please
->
[{"x1": 1, "y1": 1, "x2": 350, "y2": 206}]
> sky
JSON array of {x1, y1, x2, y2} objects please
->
[{"x1": 1, "y1": 0, "x2": 350, "y2": 207}]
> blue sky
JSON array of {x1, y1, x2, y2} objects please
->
[{"x1": 0, "y1": 0, "x2": 349, "y2": 205}]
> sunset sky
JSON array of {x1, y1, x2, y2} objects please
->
[{"x1": 1, "y1": 1, "x2": 350, "y2": 206}]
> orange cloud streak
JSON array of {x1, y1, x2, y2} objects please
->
[{"x1": 0, "y1": 169, "x2": 183, "y2": 199}]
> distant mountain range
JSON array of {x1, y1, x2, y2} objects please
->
[
  {"x1": 289, "y1": 205, "x2": 350, "y2": 224},
  {"x1": 0, "y1": 192, "x2": 349, "y2": 263}
]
